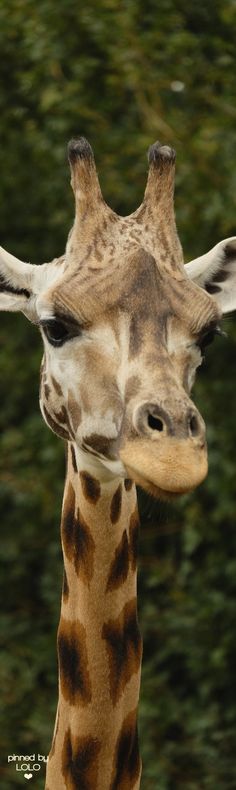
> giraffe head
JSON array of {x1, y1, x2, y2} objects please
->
[{"x1": 1, "y1": 138, "x2": 236, "y2": 497}]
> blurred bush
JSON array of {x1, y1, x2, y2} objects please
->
[{"x1": 0, "y1": 1, "x2": 236, "y2": 788}]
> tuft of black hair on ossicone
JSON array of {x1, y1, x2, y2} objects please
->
[
  {"x1": 148, "y1": 141, "x2": 176, "y2": 166},
  {"x1": 68, "y1": 137, "x2": 94, "y2": 164}
]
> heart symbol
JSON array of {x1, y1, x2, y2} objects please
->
[{"x1": 24, "y1": 774, "x2": 32, "y2": 780}]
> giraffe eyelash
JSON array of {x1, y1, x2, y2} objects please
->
[{"x1": 40, "y1": 318, "x2": 82, "y2": 347}]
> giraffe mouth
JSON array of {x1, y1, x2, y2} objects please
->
[
  {"x1": 121, "y1": 471, "x2": 194, "y2": 501},
  {"x1": 120, "y1": 437, "x2": 208, "y2": 499}
]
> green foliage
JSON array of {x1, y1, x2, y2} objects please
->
[{"x1": 0, "y1": 1, "x2": 236, "y2": 787}]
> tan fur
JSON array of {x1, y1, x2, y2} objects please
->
[{"x1": 46, "y1": 449, "x2": 141, "y2": 789}]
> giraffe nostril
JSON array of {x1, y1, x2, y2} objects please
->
[
  {"x1": 134, "y1": 403, "x2": 171, "y2": 436},
  {"x1": 189, "y1": 414, "x2": 199, "y2": 438},
  {"x1": 147, "y1": 414, "x2": 164, "y2": 432}
]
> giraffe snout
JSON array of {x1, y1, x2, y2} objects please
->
[
  {"x1": 133, "y1": 401, "x2": 206, "y2": 447},
  {"x1": 120, "y1": 398, "x2": 208, "y2": 497}
]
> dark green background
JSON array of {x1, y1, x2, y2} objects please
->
[{"x1": 0, "y1": 1, "x2": 236, "y2": 788}]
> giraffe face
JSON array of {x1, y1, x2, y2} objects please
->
[
  {"x1": 1, "y1": 138, "x2": 236, "y2": 497},
  {"x1": 37, "y1": 243, "x2": 219, "y2": 497}
]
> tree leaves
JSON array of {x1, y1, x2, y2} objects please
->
[{"x1": 1, "y1": 1, "x2": 236, "y2": 788}]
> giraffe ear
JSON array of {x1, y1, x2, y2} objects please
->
[
  {"x1": 0, "y1": 246, "x2": 38, "y2": 320},
  {"x1": 0, "y1": 247, "x2": 63, "y2": 322},
  {"x1": 185, "y1": 237, "x2": 236, "y2": 314}
]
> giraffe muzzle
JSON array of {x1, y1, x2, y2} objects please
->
[
  {"x1": 120, "y1": 401, "x2": 208, "y2": 497},
  {"x1": 120, "y1": 435, "x2": 208, "y2": 498}
]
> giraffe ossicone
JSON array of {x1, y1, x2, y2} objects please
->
[{"x1": 1, "y1": 138, "x2": 236, "y2": 789}]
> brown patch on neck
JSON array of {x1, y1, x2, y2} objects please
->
[
  {"x1": 124, "y1": 478, "x2": 133, "y2": 491},
  {"x1": 62, "y1": 569, "x2": 69, "y2": 602},
  {"x1": 71, "y1": 444, "x2": 78, "y2": 473},
  {"x1": 102, "y1": 598, "x2": 142, "y2": 705},
  {"x1": 57, "y1": 618, "x2": 92, "y2": 706},
  {"x1": 80, "y1": 471, "x2": 101, "y2": 504},
  {"x1": 62, "y1": 727, "x2": 101, "y2": 790},
  {"x1": 110, "y1": 708, "x2": 141, "y2": 789},
  {"x1": 110, "y1": 484, "x2": 122, "y2": 524},
  {"x1": 61, "y1": 482, "x2": 95, "y2": 584},
  {"x1": 106, "y1": 530, "x2": 129, "y2": 592}
]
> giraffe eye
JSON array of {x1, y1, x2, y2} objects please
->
[
  {"x1": 198, "y1": 329, "x2": 216, "y2": 353},
  {"x1": 197, "y1": 324, "x2": 225, "y2": 354},
  {"x1": 41, "y1": 320, "x2": 72, "y2": 347}
]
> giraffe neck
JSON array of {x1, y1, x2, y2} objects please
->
[{"x1": 45, "y1": 443, "x2": 142, "y2": 790}]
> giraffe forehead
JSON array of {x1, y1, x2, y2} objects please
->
[
  {"x1": 38, "y1": 243, "x2": 219, "y2": 339},
  {"x1": 43, "y1": 251, "x2": 161, "y2": 327},
  {"x1": 47, "y1": 246, "x2": 159, "y2": 322}
]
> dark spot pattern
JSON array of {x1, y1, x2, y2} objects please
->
[
  {"x1": 124, "y1": 478, "x2": 133, "y2": 491},
  {"x1": 80, "y1": 471, "x2": 101, "y2": 504},
  {"x1": 224, "y1": 241, "x2": 236, "y2": 260},
  {"x1": 205, "y1": 283, "x2": 221, "y2": 295},
  {"x1": 44, "y1": 383, "x2": 51, "y2": 400},
  {"x1": 58, "y1": 618, "x2": 92, "y2": 705},
  {"x1": 0, "y1": 273, "x2": 30, "y2": 299},
  {"x1": 62, "y1": 482, "x2": 76, "y2": 547},
  {"x1": 102, "y1": 599, "x2": 142, "y2": 704},
  {"x1": 83, "y1": 433, "x2": 118, "y2": 460},
  {"x1": 51, "y1": 375, "x2": 63, "y2": 397},
  {"x1": 71, "y1": 444, "x2": 78, "y2": 473},
  {"x1": 211, "y1": 267, "x2": 228, "y2": 284},
  {"x1": 68, "y1": 392, "x2": 82, "y2": 432},
  {"x1": 61, "y1": 483, "x2": 95, "y2": 584},
  {"x1": 42, "y1": 404, "x2": 70, "y2": 440},
  {"x1": 106, "y1": 530, "x2": 129, "y2": 592},
  {"x1": 62, "y1": 569, "x2": 69, "y2": 601},
  {"x1": 55, "y1": 405, "x2": 74, "y2": 436},
  {"x1": 129, "y1": 510, "x2": 140, "y2": 571},
  {"x1": 110, "y1": 484, "x2": 122, "y2": 524},
  {"x1": 110, "y1": 709, "x2": 141, "y2": 790},
  {"x1": 62, "y1": 727, "x2": 101, "y2": 790}
]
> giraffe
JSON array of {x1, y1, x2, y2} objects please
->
[{"x1": 0, "y1": 138, "x2": 236, "y2": 789}]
